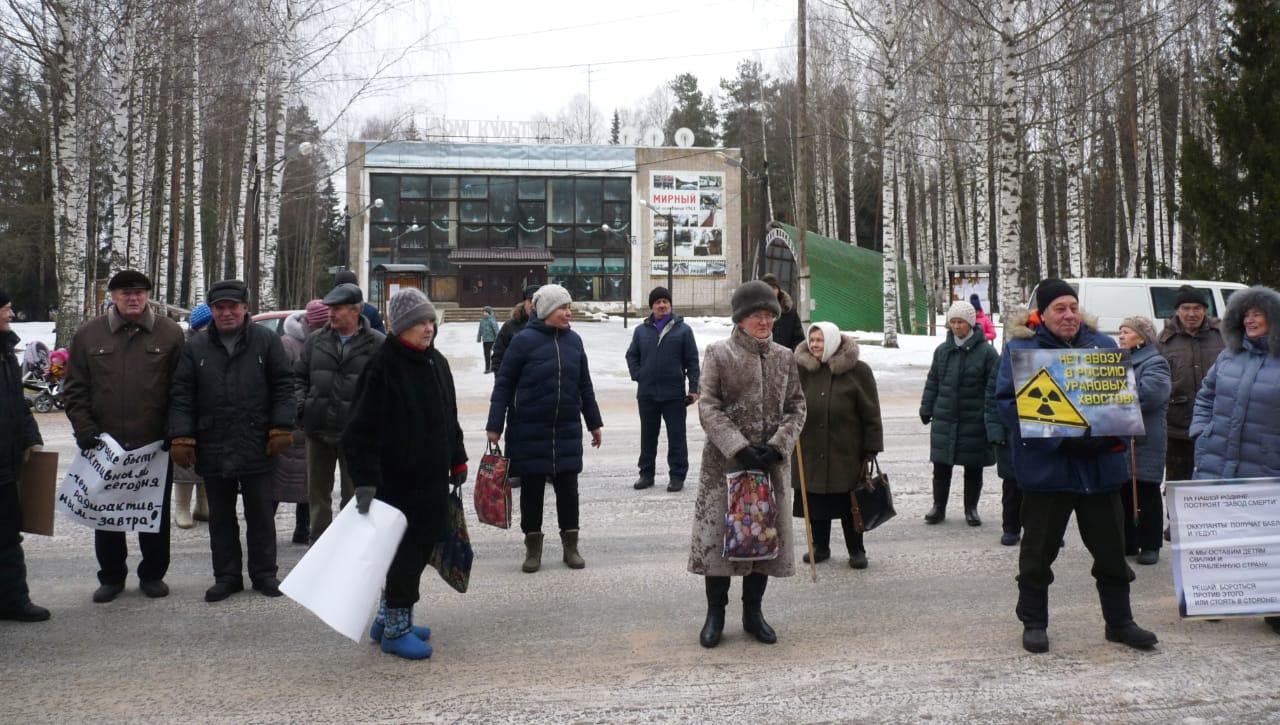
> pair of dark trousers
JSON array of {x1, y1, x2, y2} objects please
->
[
  {"x1": 0, "y1": 483, "x2": 31, "y2": 610},
  {"x1": 385, "y1": 521, "x2": 433, "y2": 608},
  {"x1": 95, "y1": 475, "x2": 173, "y2": 585},
  {"x1": 1121, "y1": 480, "x2": 1164, "y2": 553},
  {"x1": 482, "y1": 342, "x2": 494, "y2": 371},
  {"x1": 933, "y1": 462, "x2": 984, "y2": 509},
  {"x1": 519, "y1": 471, "x2": 579, "y2": 534},
  {"x1": 1001, "y1": 478, "x2": 1022, "y2": 535},
  {"x1": 1016, "y1": 489, "x2": 1135, "y2": 628},
  {"x1": 810, "y1": 516, "x2": 865, "y2": 554},
  {"x1": 704, "y1": 572, "x2": 768, "y2": 607},
  {"x1": 307, "y1": 436, "x2": 352, "y2": 541},
  {"x1": 1165, "y1": 438, "x2": 1195, "y2": 482},
  {"x1": 205, "y1": 472, "x2": 277, "y2": 585},
  {"x1": 637, "y1": 397, "x2": 688, "y2": 480}
]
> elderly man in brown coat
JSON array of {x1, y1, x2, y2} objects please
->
[
  {"x1": 63, "y1": 270, "x2": 185, "y2": 603},
  {"x1": 689, "y1": 280, "x2": 806, "y2": 649},
  {"x1": 1157, "y1": 285, "x2": 1225, "y2": 482}
]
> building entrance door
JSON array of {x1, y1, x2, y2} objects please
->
[{"x1": 459, "y1": 266, "x2": 545, "y2": 308}]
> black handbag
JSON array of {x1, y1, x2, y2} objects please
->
[{"x1": 849, "y1": 458, "x2": 896, "y2": 532}]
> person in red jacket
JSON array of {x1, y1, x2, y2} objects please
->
[{"x1": 971, "y1": 294, "x2": 997, "y2": 342}]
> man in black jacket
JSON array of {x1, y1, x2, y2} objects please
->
[
  {"x1": 625, "y1": 286, "x2": 700, "y2": 492},
  {"x1": 169, "y1": 280, "x2": 296, "y2": 602},
  {"x1": 0, "y1": 291, "x2": 47, "y2": 622},
  {"x1": 296, "y1": 283, "x2": 385, "y2": 542},
  {"x1": 762, "y1": 273, "x2": 804, "y2": 351}
]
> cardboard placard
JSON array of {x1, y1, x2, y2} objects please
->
[{"x1": 19, "y1": 450, "x2": 58, "y2": 536}]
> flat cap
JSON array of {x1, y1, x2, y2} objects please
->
[
  {"x1": 322, "y1": 283, "x2": 363, "y2": 306},
  {"x1": 107, "y1": 270, "x2": 152, "y2": 291},
  {"x1": 207, "y1": 279, "x2": 249, "y2": 304}
]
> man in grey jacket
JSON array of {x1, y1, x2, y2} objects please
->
[{"x1": 296, "y1": 283, "x2": 385, "y2": 541}]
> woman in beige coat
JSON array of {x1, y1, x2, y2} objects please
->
[{"x1": 689, "y1": 280, "x2": 806, "y2": 648}]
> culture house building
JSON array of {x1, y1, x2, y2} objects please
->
[{"x1": 344, "y1": 140, "x2": 745, "y2": 316}]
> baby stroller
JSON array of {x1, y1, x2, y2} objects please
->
[{"x1": 22, "y1": 344, "x2": 66, "y2": 413}]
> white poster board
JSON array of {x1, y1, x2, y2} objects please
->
[
  {"x1": 56, "y1": 434, "x2": 169, "y2": 533},
  {"x1": 1168, "y1": 478, "x2": 1280, "y2": 618},
  {"x1": 281, "y1": 499, "x2": 407, "y2": 642},
  {"x1": 649, "y1": 171, "x2": 726, "y2": 277}
]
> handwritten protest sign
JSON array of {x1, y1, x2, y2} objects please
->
[
  {"x1": 1168, "y1": 478, "x2": 1280, "y2": 618},
  {"x1": 56, "y1": 434, "x2": 169, "y2": 533},
  {"x1": 1011, "y1": 348, "x2": 1145, "y2": 438}
]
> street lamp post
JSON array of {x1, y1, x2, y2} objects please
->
[{"x1": 638, "y1": 199, "x2": 675, "y2": 295}]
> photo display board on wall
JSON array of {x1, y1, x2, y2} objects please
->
[{"x1": 649, "y1": 171, "x2": 727, "y2": 277}]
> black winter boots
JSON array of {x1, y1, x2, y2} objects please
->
[
  {"x1": 1099, "y1": 582, "x2": 1158, "y2": 649},
  {"x1": 925, "y1": 478, "x2": 949, "y2": 524},
  {"x1": 700, "y1": 576, "x2": 730, "y2": 648},
  {"x1": 741, "y1": 573, "x2": 776, "y2": 644},
  {"x1": 963, "y1": 478, "x2": 983, "y2": 526}
]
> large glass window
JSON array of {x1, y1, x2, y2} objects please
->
[{"x1": 368, "y1": 172, "x2": 630, "y2": 300}]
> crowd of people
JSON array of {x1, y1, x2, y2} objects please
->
[{"x1": 1, "y1": 268, "x2": 1277, "y2": 662}]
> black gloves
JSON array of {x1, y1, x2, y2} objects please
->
[
  {"x1": 76, "y1": 434, "x2": 101, "y2": 453},
  {"x1": 920, "y1": 414, "x2": 932, "y2": 425},
  {"x1": 355, "y1": 486, "x2": 376, "y2": 514},
  {"x1": 736, "y1": 445, "x2": 782, "y2": 471}
]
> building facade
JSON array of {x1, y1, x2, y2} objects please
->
[{"x1": 345, "y1": 141, "x2": 744, "y2": 315}]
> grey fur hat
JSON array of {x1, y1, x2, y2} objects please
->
[
  {"x1": 732, "y1": 280, "x2": 782, "y2": 323},
  {"x1": 388, "y1": 287, "x2": 437, "y2": 335},
  {"x1": 1119, "y1": 315, "x2": 1159, "y2": 347},
  {"x1": 1222, "y1": 285, "x2": 1280, "y2": 355}
]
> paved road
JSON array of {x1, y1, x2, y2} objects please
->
[{"x1": 4, "y1": 355, "x2": 1279, "y2": 723}]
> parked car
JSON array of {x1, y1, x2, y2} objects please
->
[
  {"x1": 1027, "y1": 278, "x2": 1247, "y2": 333},
  {"x1": 251, "y1": 310, "x2": 305, "y2": 336}
]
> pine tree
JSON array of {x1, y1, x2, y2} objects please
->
[
  {"x1": 1181, "y1": 0, "x2": 1280, "y2": 283},
  {"x1": 664, "y1": 73, "x2": 719, "y2": 146}
]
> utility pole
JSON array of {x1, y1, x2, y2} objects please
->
[{"x1": 796, "y1": 0, "x2": 811, "y2": 324}]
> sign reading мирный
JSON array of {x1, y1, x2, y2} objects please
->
[
  {"x1": 1010, "y1": 348, "x2": 1145, "y2": 438},
  {"x1": 1168, "y1": 478, "x2": 1280, "y2": 618}
]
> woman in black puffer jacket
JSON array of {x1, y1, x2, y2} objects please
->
[
  {"x1": 920, "y1": 300, "x2": 1000, "y2": 526},
  {"x1": 486, "y1": 284, "x2": 603, "y2": 575}
]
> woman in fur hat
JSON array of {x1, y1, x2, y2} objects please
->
[
  {"x1": 792, "y1": 322, "x2": 883, "y2": 569},
  {"x1": 689, "y1": 281, "x2": 806, "y2": 648},
  {"x1": 1116, "y1": 316, "x2": 1170, "y2": 565}
]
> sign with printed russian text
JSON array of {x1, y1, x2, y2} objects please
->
[
  {"x1": 1010, "y1": 348, "x2": 1145, "y2": 438},
  {"x1": 1168, "y1": 478, "x2": 1280, "y2": 618},
  {"x1": 56, "y1": 434, "x2": 168, "y2": 533}
]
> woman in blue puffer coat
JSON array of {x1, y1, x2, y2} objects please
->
[
  {"x1": 1191, "y1": 285, "x2": 1280, "y2": 482},
  {"x1": 1190, "y1": 285, "x2": 1280, "y2": 635},
  {"x1": 487, "y1": 284, "x2": 603, "y2": 574}
]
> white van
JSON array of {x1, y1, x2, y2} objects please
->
[{"x1": 1026, "y1": 278, "x2": 1247, "y2": 333}]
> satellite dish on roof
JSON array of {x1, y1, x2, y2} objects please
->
[
  {"x1": 619, "y1": 126, "x2": 641, "y2": 145},
  {"x1": 674, "y1": 127, "x2": 695, "y2": 148},
  {"x1": 642, "y1": 126, "x2": 665, "y2": 147}
]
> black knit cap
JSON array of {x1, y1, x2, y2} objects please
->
[
  {"x1": 1174, "y1": 284, "x2": 1209, "y2": 308},
  {"x1": 334, "y1": 269, "x2": 358, "y2": 286},
  {"x1": 1035, "y1": 278, "x2": 1077, "y2": 314},
  {"x1": 649, "y1": 286, "x2": 671, "y2": 308},
  {"x1": 107, "y1": 269, "x2": 152, "y2": 291},
  {"x1": 732, "y1": 280, "x2": 782, "y2": 323},
  {"x1": 207, "y1": 279, "x2": 249, "y2": 304},
  {"x1": 523, "y1": 284, "x2": 540, "y2": 301},
  {"x1": 0, "y1": 290, "x2": 10, "y2": 309}
]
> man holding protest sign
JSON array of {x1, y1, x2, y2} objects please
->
[
  {"x1": 0, "y1": 291, "x2": 48, "y2": 622},
  {"x1": 63, "y1": 271, "x2": 184, "y2": 603},
  {"x1": 169, "y1": 280, "x2": 296, "y2": 602},
  {"x1": 996, "y1": 279, "x2": 1158, "y2": 654}
]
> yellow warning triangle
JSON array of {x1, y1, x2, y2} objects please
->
[{"x1": 1016, "y1": 368, "x2": 1089, "y2": 428}]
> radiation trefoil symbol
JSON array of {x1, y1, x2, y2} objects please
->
[{"x1": 1015, "y1": 368, "x2": 1089, "y2": 428}]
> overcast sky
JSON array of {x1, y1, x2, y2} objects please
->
[{"x1": 338, "y1": 0, "x2": 797, "y2": 136}]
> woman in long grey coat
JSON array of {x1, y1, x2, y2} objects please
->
[
  {"x1": 1117, "y1": 316, "x2": 1170, "y2": 565},
  {"x1": 792, "y1": 322, "x2": 883, "y2": 569},
  {"x1": 689, "y1": 281, "x2": 806, "y2": 648}
]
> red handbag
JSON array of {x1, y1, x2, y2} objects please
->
[{"x1": 473, "y1": 443, "x2": 512, "y2": 529}]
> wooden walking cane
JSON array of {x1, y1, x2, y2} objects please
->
[
  {"x1": 795, "y1": 440, "x2": 818, "y2": 583},
  {"x1": 1130, "y1": 436, "x2": 1140, "y2": 527}
]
